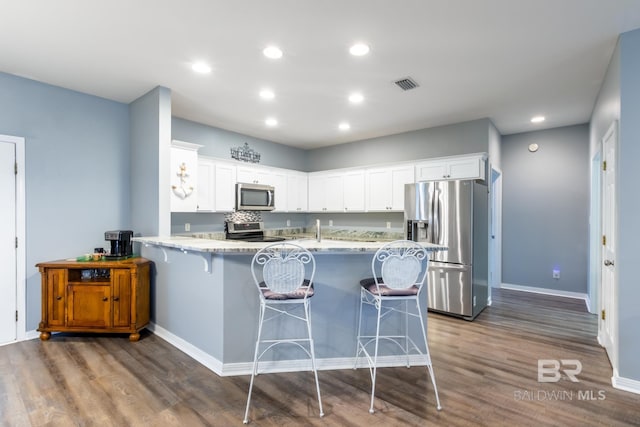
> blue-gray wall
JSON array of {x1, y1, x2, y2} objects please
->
[
  {"x1": 589, "y1": 27, "x2": 640, "y2": 386},
  {"x1": 308, "y1": 118, "x2": 491, "y2": 171},
  {"x1": 617, "y1": 29, "x2": 640, "y2": 383},
  {"x1": 172, "y1": 117, "x2": 308, "y2": 170},
  {"x1": 131, "y1": 86, "x2": 172, "y2": 237},
  {"x1": 502, "y1": 125, "x2": 590, "y2": 294},
  {"x1": 0, "y1": 72, "x2": 130, "y2": 329}
]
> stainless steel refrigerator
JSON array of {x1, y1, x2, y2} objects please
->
[{"x1": 405, "y1": 180, "x2": 488, "y2": 320}]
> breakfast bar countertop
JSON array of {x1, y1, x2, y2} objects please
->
[{"x1": 133, "y1": 235, "x2": 447, "y2": 253}]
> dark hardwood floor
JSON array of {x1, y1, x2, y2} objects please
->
[{"x1": 1, "y1": 288, "x2": 639, "y2": 426}]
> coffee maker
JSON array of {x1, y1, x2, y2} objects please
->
[{"x1": 104, "y1": 230, "x2": 134, "y2": 259}]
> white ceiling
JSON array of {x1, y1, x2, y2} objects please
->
[{"x1": 2, "y1": 1, "x2": 640, "y2": 149}]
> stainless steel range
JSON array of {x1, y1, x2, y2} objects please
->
[{"x1": 225, "y1": 221, "x2": 286, "y2": 242}]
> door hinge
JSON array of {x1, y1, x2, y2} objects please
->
[
  {"x1": 603, "y1": 160, "x2": 607, "y2": 171},
  {"x1": 15, "y1": 237, "x2": 18, "y2": 249},
  {"x1": 601, "y1": 309, "x2": 606, "y2": 320},
  {"x1": 15, "y1": 310, "x2": 18, "y2": 322},
  {"x1": 602, "y1": 235, "x2": 606, "y2": 246}
]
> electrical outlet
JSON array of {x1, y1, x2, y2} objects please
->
[
  {"x1": 185, "y1": 223, "x2": 190, "y2": 232},
  {"x1": 553, "y1": 269, "x2": 560, "y2": 279},
  {"x1": 329, "y1": 220, "x2": 333, "y2": 226},
  {"x1": 386, "y1": 221, "x2": 391, "y2": 229},
  {"x1": 286, "y1": 219, "x2": 291, "y2": 227}
]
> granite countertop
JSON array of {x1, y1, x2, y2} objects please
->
[
  {"x1": 183, "y1": 226, "x2": 405, "y2": 243},
  {"x1": 133, "y1": 235, "x2": 447, "y2": 254}
]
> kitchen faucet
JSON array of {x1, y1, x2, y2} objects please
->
[{"x1": 316, "y1": 219, "x2": 321, "y2": 242}]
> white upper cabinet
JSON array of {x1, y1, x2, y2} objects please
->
[
  {"x1": 366, "y1": 164, "x2": 414, "y2": 211},
  {"x1": 213, "y1": 160, "x2": 237, "y2": 212},
  {"x1": 286, "y1": 171, "x2": 308, "y2": 212},
  {"x1": 236, "y1": 165, "x2": 271, "y2": 185},
  {"x1": 170, "y1": 140, "x2": 203, "y2": 212},
  {"x1": 268, "y1": 171, "x2": 287, "y2": 212},
  {"x1": 237, "y1": 164, "x2": 286, "y2": 211},
  {"x1": 197, "y1": 158, "x2": 215, "y2": 211},
  {"x1": 308, "y1": 172, "x2": 344, "y2": 212},
  {"x1": 183, "y1": 151, "x2": 488, "y2": 215},
  {"x1": 415, "y1": 154, "x2": 486, "y2": 182},
  {"x1": 343, "y1": 169, "x2": 366, "y2": 212}
]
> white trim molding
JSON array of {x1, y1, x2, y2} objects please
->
[
  {"x1": 612, "y1": 371, "x2": 640, "y2": 395},
  {"x1": 149, "y1": 322, "x2": 430, "y2": 377},
  {"x1": 500, "y1": 283, "x2": 589, "y2": 309}
]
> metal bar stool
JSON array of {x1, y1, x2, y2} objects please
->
[
  {"x1": 243, "y1": 242, "x2": 324, "y2": 424},
  {"x1": 354, "y1": 240, "x2": 442, "y2": 414}
]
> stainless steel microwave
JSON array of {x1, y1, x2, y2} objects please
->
[{"x1": 236, "y1": 182, "x2": 275, "y2": 211}]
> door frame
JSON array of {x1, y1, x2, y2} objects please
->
[
  {"x1": 0, "y1": 134, "x2": 26, "y2": 345},
  {"x1": 588, "y1": 149, "x2": 602, "y2": 314},
  {"x1": 488, "y1": 167, "x2": 503, "y2": 305},
  {"x1": 598, "y1": 121, "x2": 618, "y2": 371}
]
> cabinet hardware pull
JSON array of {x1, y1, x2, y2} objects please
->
[
  {"x1": 113, "y1": 297, "x2": 119, "y2": 301},
  {"x1": 102, "y1": 297, "x2": 108, "y2": 302},
  {"x1": 56, "y1": 296, "x2": 62, "y2": 300}
]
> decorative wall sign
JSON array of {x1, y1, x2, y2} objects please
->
[
  {"x1": 231, "y1": 142, "x2": 261, "y2": 163},
  {"x1": 171, "y1": 162, "x2": 194, "y2": 199}
]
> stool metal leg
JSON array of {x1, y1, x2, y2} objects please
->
[
  {"x1": 369, "y1": 297, "x2": 383, "y2": 414},
  {"x1": 305, "y1": 300, "x2": 324, "y2": 417},
  {"x1": 415, "y1": 299, "x2": 442, "y2": 411},
  {"x1": 243, "y1": 302, "x2": 266, "y2": 424}
]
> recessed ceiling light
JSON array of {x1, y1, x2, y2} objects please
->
[
  {"x1": 349, "y1": 93, "x2": 364, "y2": 104},
  {"x1": 349, "y1": 43, "x2": 370, "y2": 56},
  {"x1": 259, "y1": 89, "x2": 275, "y2": 100},
  {"x1": 265, "y1": 118, "x2": 278, "y2": 127},
  {"x1": 531, "y1": 116, "x2": 545, "y2": 123},
  {"x1": 339, "y1": 122, "x2": 351, "y2": 131},
  {"x1": 263, "y1": 46, "x2": 283, "y2": 59},
  {"x1": 191, "y1": 62, "x2": 212, "y2": 74}
]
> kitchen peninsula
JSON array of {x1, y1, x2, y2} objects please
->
[{"x1": 134, "y1": 235, "x2": 446, "y2": 376}]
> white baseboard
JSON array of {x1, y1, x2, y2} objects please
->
[
  {"x1": 148, "y1": 323, "x2": 225, "y2": 375},
  {"x1": 25, "y1": 329, "x2": 40, "y2": 340},
  {"x1": 149, "y1": 322, "x2": 431, "y2": 377},
  {"x1": 612, "y1": 374, "x2": 640, "y2": 395},
  {"x1": 500, "y1": 283, "x2": 589, "y2": 310}
]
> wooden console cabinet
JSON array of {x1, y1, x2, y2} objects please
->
[{"x1": 36, "y1": 257, "x2": 151, "y2": 342}]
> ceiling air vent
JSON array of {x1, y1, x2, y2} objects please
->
[{"x1": 394, "y1": 77, "x2": 419, "y2": 91}]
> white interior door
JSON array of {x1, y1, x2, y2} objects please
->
[
  {"x1": 0, "y1": 140, "x2": 16, "y2": 345},
  {"x1": 600, "y1": 121, "x2": 617, "y2": 370}
]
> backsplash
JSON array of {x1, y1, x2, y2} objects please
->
[{"x1": 224, "y1": 211, "x2": 262, "y2": 223}]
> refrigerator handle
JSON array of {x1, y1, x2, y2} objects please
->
[{"x1": 432, "y1": 188, "x2": 440, "y2": 243}]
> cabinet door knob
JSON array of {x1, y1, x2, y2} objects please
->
[
  {"x1": 113, "y1": 297, "x2": 119, "y2": 301},
  {"x1": 56, "y1": 296, "x2": 62, "y2": 301},
  {"x1": 102, "y1": 297, "x2": 109, "y2": 302}
]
